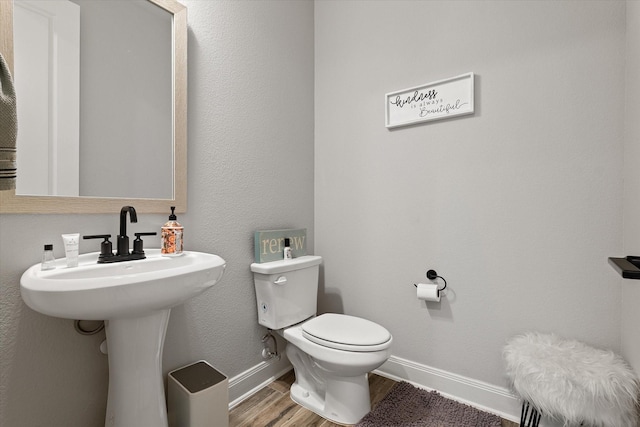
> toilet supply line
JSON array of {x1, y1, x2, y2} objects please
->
[{"x1": 261, "y1": 330, "x2": 281, "y2": 360}]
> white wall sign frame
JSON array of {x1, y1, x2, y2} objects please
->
[{"x1": 385, "y1": 72, "x2": 474, "y2": 129}]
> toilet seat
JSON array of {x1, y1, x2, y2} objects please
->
[{"x1": 302, "y1": 313, "x2": 391, "y2": 352}]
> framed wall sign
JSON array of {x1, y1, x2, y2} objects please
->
[{"x1": 385, "y1": 72, "x2": 474, "y2": 128}]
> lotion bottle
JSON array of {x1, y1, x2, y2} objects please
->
[{"x1": 161, "y1": 206, "x2": 183, "y2": 256}]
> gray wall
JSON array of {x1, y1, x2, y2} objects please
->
[
  {"x1": 314, "y1": 0, "x2": 626, "y2": 387},
  {"x1": 1, "y1": 1, "x2": 637, "y2": 425},
  {"x1": 622, "y1": 0, "x2": 640, "y2": 373},
  {"x1": 0, "y1": 1, "x2": 314, "y2": 426}
]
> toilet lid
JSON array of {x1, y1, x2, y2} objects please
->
[{"x1": 302, "y1": 313, "x2": 392, "y2": 352}]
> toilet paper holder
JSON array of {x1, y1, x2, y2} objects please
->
[{"x1": 414, "y1": 269, "x2": 447, "y2": 296}]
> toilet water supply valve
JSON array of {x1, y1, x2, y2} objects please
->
[{"x1": 261, "y1": 330, "x2": 281, "y2": 360}]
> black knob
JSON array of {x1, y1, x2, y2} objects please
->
[
  {"x1": 133, "y1": 232, "x2": 157, "y2": 255},
  {"x1": 83, "y1": 235, "x2": 114, "y2": 260}
]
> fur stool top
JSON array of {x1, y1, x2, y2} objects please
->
[{"x1": 504, "y1": 332, "x2": 639, "y2": 427}]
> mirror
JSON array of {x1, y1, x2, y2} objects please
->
[{"x1": 0, "y1": 0, "x2": 187, "y2": 213}]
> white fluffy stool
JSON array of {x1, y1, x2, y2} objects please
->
[{"x1": 503, "y1": 332, "x2": 639, "y2": 427}]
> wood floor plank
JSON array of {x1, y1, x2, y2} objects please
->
[
  {"x1": 230, "y1": 370, "x2": 517, "y2": 427},
  {"x1": 252, "y1": 392, "x2": 301, "y2": 427},
  {"x1": 229, "y1": 387, "x2": 273, "y2": 418},
  {"x1": 268, "y1": 370, "x2": 296, "y2": 394},
  {"x1": 367, "y1": 373, "x2": 396, "y2": 407},
  {"x1": 229, "y1": 387, "x2": 282, "y2": 426},
  {"x1": 279, "y1": 408, "x2": 332, "y2": 427}
]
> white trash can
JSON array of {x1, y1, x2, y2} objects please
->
[{"x1": 168, "y1": 360, "x2": 229, "y2": 427}]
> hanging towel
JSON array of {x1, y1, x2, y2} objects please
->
[{"x1": 0, "y1": 52, "x2": 17, "y2": 191}]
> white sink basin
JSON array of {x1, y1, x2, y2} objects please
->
[
  {"x1": 20, "y1": 249, "x2": 226, "y2": 320},
  {"x1": 20, "y1": 249, "x2": 226, "y2": 427}
]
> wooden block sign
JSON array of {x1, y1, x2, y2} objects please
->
[{"x1": 254, "y1": 229, "x2": 307, "y2": 263}]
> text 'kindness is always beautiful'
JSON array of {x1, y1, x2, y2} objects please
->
[{"x1": 385, "y1": 73, "x2": 474, "y2": 128}]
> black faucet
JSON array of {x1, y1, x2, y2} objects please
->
[
  {"x1": 117, "y1": 206, "x2": 137, "y2": 256},
  {"x1": 84, "y1": 206, "x2": 157, "y2": 263}
]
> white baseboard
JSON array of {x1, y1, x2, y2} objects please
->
[
  {"x1": 227, "y1": 356, "x2": 292, "y2": 410},
  {"x1": 227, "y1": 354, "x2": 565, "y2": 427},
  {"x1": 374, "y1": 355, "x2": 521, "y2": 422},
  {"x1": 225, "y1": 353, "x2": 520, "y2": 420},
  {"x1": 375, "y1": 355, "x2": 564, "y2": 427}
]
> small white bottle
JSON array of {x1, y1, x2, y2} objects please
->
[
  {"x1": 41, "y1": 244, "x2": 56, "y2": 271},
  {"x1": 283, "y1": 238, "x2": 293, "y2": 260}
]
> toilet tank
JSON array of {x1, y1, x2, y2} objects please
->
[{"x1": 251, "y1": 255, "x2": 322, "y2": 330}]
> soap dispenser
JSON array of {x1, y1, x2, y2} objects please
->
[{"x1": 161, "y1": 206, "x2": 183, "y2": 256}]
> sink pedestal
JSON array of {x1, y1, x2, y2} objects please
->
[{"x1": 104, "y1": 309, "x2": 171, "y2": 427}]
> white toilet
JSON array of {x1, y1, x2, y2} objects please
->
[{"x1": 251, "y1": 255, "x2": 392, "y2": 425}]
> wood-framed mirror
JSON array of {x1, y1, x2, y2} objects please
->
[{"x1": 0, "y1": 0, "x2": 186, "y2": 214}]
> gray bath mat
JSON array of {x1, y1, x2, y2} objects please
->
[{"x1": 357, "y1": 381, "x2": 502, "y2": 427}]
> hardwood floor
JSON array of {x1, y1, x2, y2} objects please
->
[{"x1": 229, "y1": 370, "x2": 519, "y2": 427}]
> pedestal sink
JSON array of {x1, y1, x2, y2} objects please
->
[{"x1": 20, "y1": 249, "x2": 226, "y2": 427}]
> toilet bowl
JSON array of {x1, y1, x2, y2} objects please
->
[
  {"x1": 251, "y1": 256, "x2": 393, "y2": 425},
  {"x1": 283, "y1": 313, "x2": 392, "y2": 424}
]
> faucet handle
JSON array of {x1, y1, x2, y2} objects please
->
[
  {"x1": 133, "y1": 232, "x2": 157, "y2": 255},
  {"x1": 83, "y1": 234, "x2": 112, "y2": 239},
  {"x1": 83, "y1": 235, "x2": 114, "y2": 261}
]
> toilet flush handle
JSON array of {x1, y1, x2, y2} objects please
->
[{"x1": 274, "y1": 276, "x2": 287, "y2": 285}]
